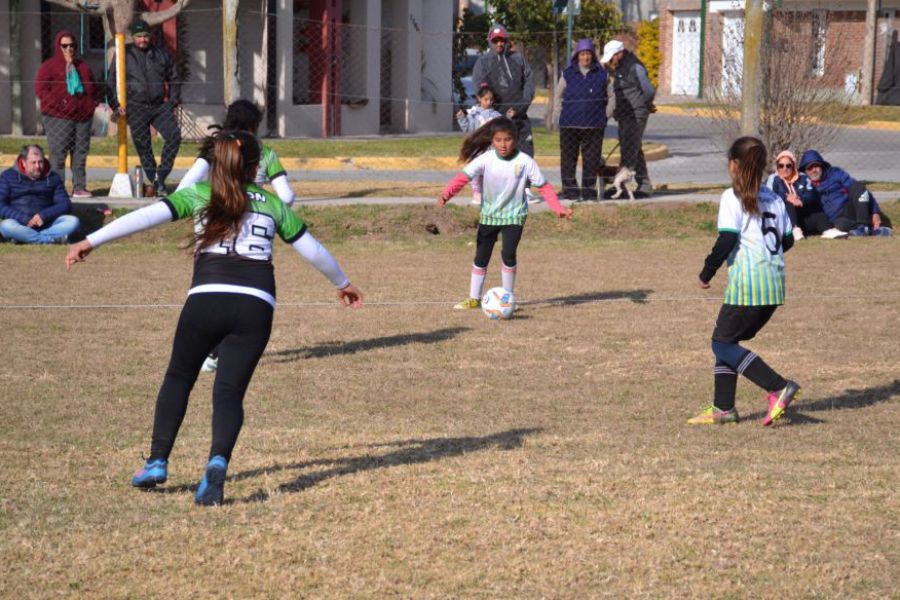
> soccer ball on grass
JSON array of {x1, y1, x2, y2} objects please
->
[{"x1": 481, "y1": 287, "x2": 516, "y2": 320}]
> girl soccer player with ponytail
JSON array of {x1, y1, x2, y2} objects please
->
[
  {"x1": 66, "y1": 131, "x2": 363, "y2": 505},
  {"x1": 690, "y1": 136, "x2": 799, "y2": 426},
  {"x1": 438, "y1": 117, "x2": 573, "y2": 309}
]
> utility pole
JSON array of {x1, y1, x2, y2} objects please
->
[
  {"x1": 740, "y1": 0, "x2": 765, "y2": 136},
  {"x1": 223, "y1": 0, "x2": 239, "y2": 106},
  {"x1": 860, "y1": 0, "x2": 878, "y2": 105}
]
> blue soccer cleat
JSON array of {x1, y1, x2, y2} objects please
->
[
  {"x1": 131, "y1": 458, "x2": 168, "y2": 488},
  {"x1": 195, "y1": 455, "x2": 228, "y2": 506}
]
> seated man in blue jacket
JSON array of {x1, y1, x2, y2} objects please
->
[
  {"x1": 798, "y1": 149, "x2": 892, "y2": 237},
  {"x1": 0, "y1": 145, "x2": 80, "y2": 244}
]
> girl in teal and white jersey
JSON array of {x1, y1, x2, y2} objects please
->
[
  {"x1": 689, "y1": 136, "x2": 799, "y2": 426},
  {"x1": 177, "y1": 100, "x2": 295, "y2": 206},
  {"x1": 438, "y1": 117, "x2": 573, "y2": 310},
  {"x1": 66, "y1": 131, "x2": 363, "y2": 506}
]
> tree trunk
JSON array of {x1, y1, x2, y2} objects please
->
[{"x1": 10, "y1": 0, "x2": 22, "y2": 135}]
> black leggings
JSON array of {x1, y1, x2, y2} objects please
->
[
  {"x1": 474, "y1": 224, "x2": 524, "y2": 268},
  {"x1": 149, "y1": 293, "x2": 273, "y2": 462}
]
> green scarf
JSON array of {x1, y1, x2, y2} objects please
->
[{"x1": 66, "y1": 63, "x2": 84, "y2": 96}]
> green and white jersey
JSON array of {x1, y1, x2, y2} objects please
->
[
  {"x1": 164, "y1": 182, "x2": 308, "y2": 306},
  {"x1": 462, "y1": 150, "x2": 547, "y2": 226},
  {"x1": 165, "y1": 182, "x2": 305, "y2": 260},
  {"x1": 718, "y1": 186, "x2": 792, "y2": 306},
  {"x1": 255, "y1": 144, "x2": 287, "y2": 185}
]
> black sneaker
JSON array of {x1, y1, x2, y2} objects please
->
[{"x1": 155, "y1": 181, "x2": 170, "y2": 196}]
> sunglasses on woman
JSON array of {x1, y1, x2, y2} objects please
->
[
  {"x1": 776, "y1": 162, "x2": 793, "y2": 169},
  {"x1": 61, "y1": 43, "x2": 76, "y2": 49}
]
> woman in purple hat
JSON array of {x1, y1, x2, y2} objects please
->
[{"x1": 553, "y1": 38, "x2": 609, "y2": 201}]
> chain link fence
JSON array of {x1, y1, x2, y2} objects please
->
[{"x1": 3, "y1": 3, "x2": 899, "y2": 197}]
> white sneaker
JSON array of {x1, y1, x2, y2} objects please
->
[
  {"x1": 526, "y1": 189, "x2": 542, "y2": 204},
  {"x1": 471, "y1": 191, "x2": 482, "y2": 206},
  {"x1": 821, "y1": 228, "x2": 848, "y2": 239},
  {"x1": 200, "y1": 355, "x2": 219, "y2": 373},
  {"x1": 792, "y1": 226, "x2": 805, "y2": 241}
]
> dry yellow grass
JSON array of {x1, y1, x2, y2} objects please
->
[{"x1": 1, "y1": 206, "x2": 898, "y2": 598}]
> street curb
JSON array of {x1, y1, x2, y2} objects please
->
[
  {"x1": 654, "y1": 104, "x2": 900, "y2": 131},
  {"x1": 0, "y1": 145, "x2": 670, "y2": 172}
]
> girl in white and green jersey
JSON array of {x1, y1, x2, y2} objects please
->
[
  {"x1": 178, "y1": 100, "x2": 296, "y2": 372},
  {"x1": 438, "y1": 117, "x2": 573, "y2": 309},
  {"x1": 689, "y1": 136, "x2": 799, "y2": 427},
  {"x1": 178, "y1": 100, "x2": 295, "y2": 206},
  {"x1": 66, "y1": 131, "x2": 363, "y2": 506}
]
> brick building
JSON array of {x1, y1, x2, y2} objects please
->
[{"x1": 657, "y1": 1, "x2": 900, "y2": 103}]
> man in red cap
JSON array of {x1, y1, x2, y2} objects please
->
[{"x1": 472, "y1": 23, "x2": 535, "y2": 156}]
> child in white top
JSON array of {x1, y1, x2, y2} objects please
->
[
  {"x1": 439, "y1": 117, "x2": 573, "y2": 310},
  {"x1": 455, "y1": 86, "x2": 512, "y2": 206},
  {"x1": 689, "y1": 136, "x2": 799, "y2": 426}
]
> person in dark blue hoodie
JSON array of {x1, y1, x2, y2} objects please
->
[
  {"x1": 553, "y1": 38, "x2": 608, "y2": 201},
  {"x1": 798, "y1": 149, "x2": 892, "y2": 237},
  {"x1": 0, "y1": 145, "x2": 79, "y2": 244}
]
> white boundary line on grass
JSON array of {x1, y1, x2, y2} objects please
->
[{"x1": 2, "y1": 293, "x2": 899, "y2": 311}]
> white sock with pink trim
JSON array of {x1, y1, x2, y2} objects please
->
[
  {"x1": 501, "y1": 263, "x2": 517, "y2": 294},
  {"x1": 470, "y1": 265, "x2": 487, "y2": 300}
]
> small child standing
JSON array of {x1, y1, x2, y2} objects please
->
[
  {"x1": 456, "y1": 86, "x2": 512, "y2": 206},
  {"x1": 690, "y1": 136, "x2": 800, "y2": 426},
  {"x1": 438, "y1": 117, "x2": 573, "y2": 310}
]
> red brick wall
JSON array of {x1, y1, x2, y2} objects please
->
[{"x1": 658, "y1": 5, "x2": 897, "y2": 100}]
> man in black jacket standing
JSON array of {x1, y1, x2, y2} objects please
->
[
  {"x1": 108, "y1": 20, "x2": 181, "y2": 196},
  {"x1": 601, "y1": 40, "x2": 655, "y2": 198},
  {"x1": 471, "y1": 24, "x2": 535, "y2": 156}
]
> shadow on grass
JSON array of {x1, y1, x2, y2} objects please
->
[
  {"x1": 148, "y1": 428, "x2": 541, "y2": 503},
  {"x1": 744, "y1": 379, "x2": 900, "y2": 426},
  {"x1": 527, "y1": 289, "x2": 652, "y2": 307},
  {"x1": 264, "y1": 326, "x2": 471, "y2": 363},
  {"x1": 71, "y1": 202, "x2": 113, "y2": 242},
  {"x1": 241, "y1": 427, "x2": 542, "y2": 503}
]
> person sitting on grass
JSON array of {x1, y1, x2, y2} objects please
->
[
  {"x1": 0, "y1": 144, "x2": 79, "y2": 244},
  {"x1": 765, "y1": 150, "x2": 837, "y2": 240},
  {"x1": 65, "y1": 130, "x2": 363, "y2": 506},
  {"x1": 798, "y1": 149, "x2": 892, "y2": 237}
]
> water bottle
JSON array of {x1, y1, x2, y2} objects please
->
[{"x1": 134, "y1": 166, "x2": 144, "y2": 198}]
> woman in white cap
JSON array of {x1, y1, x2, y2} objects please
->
[{"x1": 600, "y1": 40, "x2": 655, "y2": 199}]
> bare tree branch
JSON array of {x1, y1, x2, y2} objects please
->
[{"x1": 141, "y1": 0, "x2": 191, "y2": 27}]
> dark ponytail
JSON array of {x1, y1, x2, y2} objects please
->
[
  {"x1": 198, "y1": 100, "x2": 264, "y2": 161},
  {"x1": 728, "y1": 136, "x2": 767, "y2": 215},
  {"x1": 195, "y1": 130, "x2": 261, "y2": 251},
  {"x1": 459, "y1": 116, "x2": 519, "y2": 163}
]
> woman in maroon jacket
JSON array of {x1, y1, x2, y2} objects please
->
[{"x1": 35, "y1": 30, "x2": 99, "y2": 198}]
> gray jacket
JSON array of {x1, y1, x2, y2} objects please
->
[
  {"x1": 612, "y1": 51, "x2": 655, "y2": 121},
  {"x1": 471, "y1": 48, "x2": 534, "y2": 118}
]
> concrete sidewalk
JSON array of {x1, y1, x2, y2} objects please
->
[
  {"x1": 77, "y1": 189, "x2": 900, "y2": 211},
  {"x1": 0, "y1": 144, "x2": 670, "y2": 173}
]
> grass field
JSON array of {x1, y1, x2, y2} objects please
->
[{"x1": 2, "y1": 202, "x2": 899, "y2": 598}]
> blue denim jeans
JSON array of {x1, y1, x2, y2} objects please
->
[{"x1": 0, "y1": 215, "x2": 80, "y2": 244}]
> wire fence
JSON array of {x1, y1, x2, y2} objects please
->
[{"x1": 2, "y1": 3, "x2": 900, "y2": 198}]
